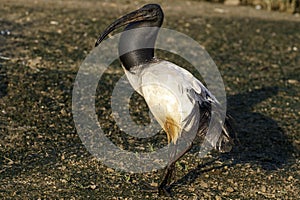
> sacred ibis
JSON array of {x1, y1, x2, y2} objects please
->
[{"x1": 95, "y1": 4, "x2": 234, "y2": 195}]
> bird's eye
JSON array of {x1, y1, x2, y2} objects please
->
[{"x1": 148, "y1": 8, "x2": 154, "y2": 13}]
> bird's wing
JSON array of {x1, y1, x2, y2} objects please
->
[
  {"x1": 144, "y1": 60, "x2": 231, "y2": 150},
  {"x1": 144, "y1": 60, "x2": 218, "y2": 103},
  {"x1": 137, "y1": 60, "x2": 232, "y2": 148},
  {"x1": 180, "y1": 66, "x2": 232, "y2": 152}
]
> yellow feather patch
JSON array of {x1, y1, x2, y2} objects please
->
[{"x1": 163, "y1": 116, "x2": 181, "y2": 144}]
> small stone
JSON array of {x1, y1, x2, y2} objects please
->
[
  {"x1": 50, "y1": 20, "x2": 59, "y2": 25},
  {"x1": 90, "y1": 184, "x2": 97, "y2": 190},
  {"x1": 226, "y1": 187, "x2": 234, "y2": 193},
  {"x1": 214, "y1": 8, "x2": 226, "y2": 14},
  {"x1": 224, "y1": 0, "x2": 240, "y2": 5},
  {"x1": 150, "y1": 182, "x2": 158, "y2": 187},
  {"x1": 227, "y1": 178, "x2": 234, "y2": 183},
  {"x1": 184, "y1": 23, "x2": 190, "y2": 27},
  {"x1": 203, "y1": 192, "x2": 210, "y2": 197},
  {"x1": 200, "y1": 181, "x2": 208, "y2": 188},
  {"x1": 261, "y1": 185, "x2": 266, "y2": 193},
  {"x1": 287, "y1": 176, "x2": 293, "y2": 181},
  {"x1": 287, "y1": 79, "x2": 298, "y2": 84},
  {"x1": 60, "y1": 179, "x2": 67, "y2": 183},
  {"x1": 27, "y1": 56, "x2": 42, "y2": 69},
  {"x1": 107, "y1": 168, "x2": 114, "y2": 173},
  {"x1": 215, "y1": 195, "x2": 222, "y2": 200}
]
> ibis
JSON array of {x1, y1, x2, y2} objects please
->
[{"x1": 95, "y1": 4, "x2": 234, "y2": 195}]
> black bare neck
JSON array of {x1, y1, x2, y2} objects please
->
[{"x1": 118, "y1": 13, "x2": 163, "y2": 70}]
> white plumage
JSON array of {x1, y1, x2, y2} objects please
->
[{"x1": 123, "y1": 59, "x2": 219, "y2": 144}]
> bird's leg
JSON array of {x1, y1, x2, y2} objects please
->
[
  {"x1": 141, "y1": 143, "x2": 193, "y2": 195},
  {"x1": 158, "y1": 162, "x2": 175, "y2": 196},
  {"x1": 140, "y1": 164, "x2": 175, "y2": 194},
  {"x1": 141, "y1": 164, "x2": 175, "y2": 195},
  {"x1": 158, "y1": 143, "x2": 193, "y2": 196}
]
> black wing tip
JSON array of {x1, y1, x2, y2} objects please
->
[{"x1": 198, "y1": 101, "x2": 237, "y2": 153}]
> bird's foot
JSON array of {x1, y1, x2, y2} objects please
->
[{"x1": 158, "y1": 185, "x2": 171, "y2": 197}]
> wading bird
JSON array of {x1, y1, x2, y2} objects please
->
[{"x1": 95, "y1": 4, "x2": 234, "y2": 196}]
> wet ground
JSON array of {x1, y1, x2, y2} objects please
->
[{"x1": 0, "y1": 0, "x2": 299, "y2": 199}]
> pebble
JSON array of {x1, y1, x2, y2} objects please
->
[
  {"x1": 226, "y1": 187, "x2": 234, "y2": 193},
  {"x1": 287, "y1": 79, "x2": 298, "y2": 84},
  {"x1": 90, "y1": 185, "x2": 97, "y2": 190},
  {"x1": 255, "y1": 5, "x2": 262, "y2": 10},
  {"x1": 50, "y1": 20, "x2": 59, "y2": 25},
  {"x1": 214, "y1": 8, "x2": 226, "y2": 14},
  {"x1": 150, "y1": 182, "x2": 158, "y2": 187},
  {"x1": 107, "y1": 168, "x2": 114, "y2": 173},
  {"x1": 261, "y1": 185, "x2": 266, "y2": 193},
  {"x1": 287, "y1": 176, "x2": 293, "y2": 181},
  {"x1": 227, "y1": 178, "x2": 234, "y2": 183},
  {"x1": 200, "y1": 181, "x2": 208, "y2": 188}
]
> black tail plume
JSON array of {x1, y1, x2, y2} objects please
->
[{"x1": 198, "y1": 101, "x2": 235, "y2": 153}]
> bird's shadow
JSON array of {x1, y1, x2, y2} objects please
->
[{"x1": 169, "y1": 86, "x2": 296, "y2": 189}]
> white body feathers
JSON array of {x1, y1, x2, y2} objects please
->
[{"x1": 123, "y1": 60, "x2": 220, "y2": 144}]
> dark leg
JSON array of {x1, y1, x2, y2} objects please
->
[
  {"x1": 158, "y1": 143, "x2": 193, "y2": 196},
  {"x1": 158, "y1": 162, "x2": 175, "y2": 196},
  {"x1": 140, "y1": 163, "x2": 175, "y2": 194},
  {"x1": 141, "y1": 143, "x2": 193, "y2": 196}
]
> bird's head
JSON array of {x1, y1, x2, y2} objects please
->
[{"x1": 95, "y1": 4, "x2": 163, "y2": 47}]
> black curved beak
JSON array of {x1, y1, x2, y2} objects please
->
[{"x1": 95, "y1": 5, "x2": 160, "y2": 47}]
